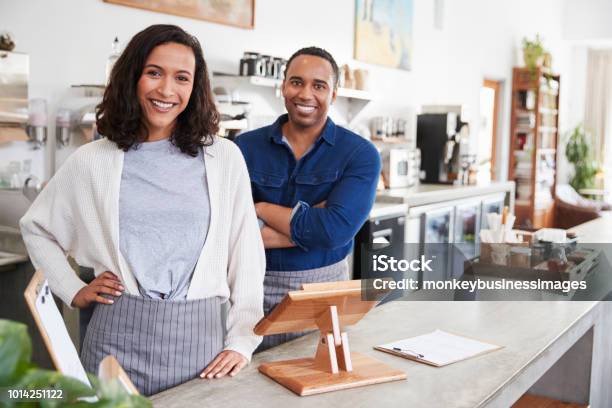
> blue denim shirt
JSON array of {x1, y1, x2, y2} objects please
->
[{"x1": 236, "y1": 114, "x2": 381, "y2": 271}]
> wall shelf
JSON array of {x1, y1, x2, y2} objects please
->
[
  {"x1": 213, "y1": 72, "x2": 372, "y2": 100},
  {"x1": 212, "y1": 72, "x2": 373, "y2": 123}
]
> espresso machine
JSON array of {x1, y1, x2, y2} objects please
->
[{"x1": 416, "y1": 110, "x2": 469, "y2": 184}]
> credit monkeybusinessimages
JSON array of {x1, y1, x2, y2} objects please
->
[{"x1": 371, "y1": 277, "x2": 587, "y2": 293}]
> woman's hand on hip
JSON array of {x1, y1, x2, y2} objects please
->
[
  {"x1": 200, "y1": 350, "x2": 248, "y2": 379},
  {"x1": 71, "y1": 271, "x2": 124, "y2": 308}
]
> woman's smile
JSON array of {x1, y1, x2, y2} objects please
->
[{"x1": 149, "y1": 98, "x2": 178, "y2": 112}]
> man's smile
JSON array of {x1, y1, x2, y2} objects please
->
[{"x1": 294, "y1": 102, "x2": 317, "y2": 114}]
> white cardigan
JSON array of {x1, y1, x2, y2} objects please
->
[{"x1": 20, "y1": 137, "x2": 265, "y2": 360}]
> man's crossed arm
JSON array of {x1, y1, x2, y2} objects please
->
[{"x1": 256, "y1": 201, "x2": 326, "y2": 249}]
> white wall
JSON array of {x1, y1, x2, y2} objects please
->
[
  {"x1": 559, "y1": 0, "x2": 612, "y2": 184},
  {"x1": 563, "y1": 0, "x2": 612, "y2": 41},
  {"x1": 1, "y1": 0, "x2": 570, "y2": 182}
]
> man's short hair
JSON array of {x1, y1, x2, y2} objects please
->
[{"x1": 284, "y1": 46, "x2": 339, "y2": 88}]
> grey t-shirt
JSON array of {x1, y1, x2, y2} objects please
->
[{"x1": 119, "y1": 138, "x2": 210, "y2": 300}]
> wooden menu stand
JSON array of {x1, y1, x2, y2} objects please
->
[
  {"x1": 98, "y1": 355, "x2": 139, "y2": 395},
  {"x1": 254, "y1": 280, "x2": 406, "y2": 396}
]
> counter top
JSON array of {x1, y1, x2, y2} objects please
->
[
  {"x1": 369, "y1": 202, "x2": 408, "y2": 220},
  {"x1": 0, "y1": 189, "x2": 32, "y2": 230},
  {"x1": 569, "y1": 212, "x2": 612, "y2": 243},
  {"x1": 0, "y1": 226, "x2": 28, "y2": 267},
  {"x1": 150, "y1": 215, "x2": 612, "y2": 407},
  {"x1": 151, "y1": 300, "x2": 602, "y2": 407},
  {"x1": 0, "y1": 251, "x2": 28, "y2": 267},
  {"x1": 376, "y1": 181, "x2": 515, "y2": 208}
]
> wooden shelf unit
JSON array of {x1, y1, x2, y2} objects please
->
[{"x1": 508, "y1": 67, "x2": 560, "y2": 229}]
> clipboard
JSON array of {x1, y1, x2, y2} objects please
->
[
  {"x1": 24, "y1": 271, "x2": 92, "y2": 386},
  {"x1": 24, "y1": 271, "x2": 138, "y2": 395},
  {"x1": 374, "y1": 329, "x2": 504, "y2": 367}
]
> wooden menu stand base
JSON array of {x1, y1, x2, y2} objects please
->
[{"x1": 258, "y1": 305, "x2": 406, "y2": 396}]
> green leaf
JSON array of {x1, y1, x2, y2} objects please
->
[
  {"x1": 565, "y1": 124, "x2": 598, "y2": 191},
  {"x1": 0, "y1": 320, "x2": 33, "y2": 385},
  {"x1": 0, "y1": 319, "x2": 151, "y2": 407}
]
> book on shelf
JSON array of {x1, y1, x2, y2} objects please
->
[{"x1": 516, "y1": 159, "x2": 533, "y2": 166}]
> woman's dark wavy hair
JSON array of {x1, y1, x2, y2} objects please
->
[{"x1": 96, "y1": 24, "x2": 218, "y2": 156}]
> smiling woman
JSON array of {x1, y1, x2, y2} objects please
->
[
  {"x1": 19, "y1": 24, "x2": 265, "y2": 396},
  {"x1": 96, "y1": 24, "x2": 219, "y2": 155}
]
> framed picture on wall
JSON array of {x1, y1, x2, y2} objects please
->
[
  {"x1": 354, "y1": 0, "x2": 414, "y2": 70},
  {"x1": 104, "y1": 0, "x2": 256, "y2": 29}
]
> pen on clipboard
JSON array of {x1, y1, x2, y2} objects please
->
[{"x1": 393, "y1": 347, "x2": 425, "y2": 359}]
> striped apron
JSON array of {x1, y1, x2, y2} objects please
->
[
  {"x1": 81, "y1": 293, "x2": 223, "y2": 396},
  {"x1": 257, "y1": 258, "x2": 349, "y2": 352}
]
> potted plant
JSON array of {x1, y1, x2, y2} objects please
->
[
  {"x1": 565, "y1": 124, "x2": 598, "y2": 191},
  {"x1": 0, "y1": 319, "x2": 150, "y2": 407},
  {"x1": 522, "y1": 34, "x2": 546, "y2": 76}
]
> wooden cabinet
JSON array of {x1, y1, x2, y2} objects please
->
[{"x1": 508, "y1": 67, "x2": 560, "y2": 229}]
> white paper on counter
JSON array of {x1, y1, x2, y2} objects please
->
[{"x1": 375, "y1": 329, "x2": 503, "y2": 367}]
